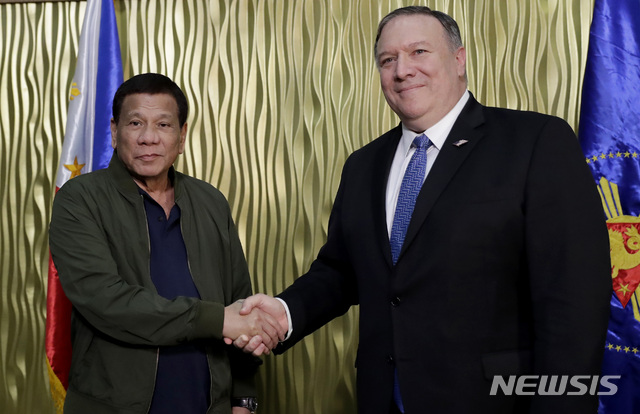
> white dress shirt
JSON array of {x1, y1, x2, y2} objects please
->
[{"x1": 385, "y1": 91, "x2": 470, "y2": 236}]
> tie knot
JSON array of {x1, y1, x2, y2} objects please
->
[{"x1": 413, "y1": 134, "x2": 430, "y2": 149}]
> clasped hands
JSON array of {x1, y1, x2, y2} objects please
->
[{"x1": 223, "y1": 294, "x2": 288, "y2": 356}]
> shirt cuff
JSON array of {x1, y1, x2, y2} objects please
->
[{"x1": 275, "y1": 297, "x2": 293, "y2": 340}]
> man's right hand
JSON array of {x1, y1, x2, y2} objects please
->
[
  {"x1": 222, "y1": 299, "x2": 285, "y2": 351},
  {"x1": 223, "y1": 294, "x2": 289, "y2": 356}
]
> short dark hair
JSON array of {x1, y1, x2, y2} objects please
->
[
  {"x1": 112, "y1": 73, "x2": 188, "y2": 127},
  {"x1": 374, "y1": 6, "x2": 463, "y2": 61}
]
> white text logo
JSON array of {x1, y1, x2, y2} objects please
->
[{"x1": 489, "y1": 375, "x2": 620, "y2": 396}]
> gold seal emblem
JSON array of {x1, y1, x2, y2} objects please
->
[{"x1": 599, "y1": 177, "x2": 640, "y2": 316}]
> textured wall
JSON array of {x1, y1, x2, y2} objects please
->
[{"x1": 0, "y1": 0, "x2": 594, "y2": 413}]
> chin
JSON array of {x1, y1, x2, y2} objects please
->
[
  {"x1": 399, "y1": 110, "x2": 428, "y2": 123},
  {"x1": 133, "y1": 167, "x2": 163, "y2": 178}
]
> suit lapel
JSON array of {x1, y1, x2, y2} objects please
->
[
  {"x1": 400, "y1": 97, "x2": 486, "y2": 259},
  {"x1": 372, "y1": 125, "x2": 402, "y2": 268}
]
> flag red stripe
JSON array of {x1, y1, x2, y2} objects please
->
[{"x1": 45, "y1": 221, "x2": 72, "y2": 389}]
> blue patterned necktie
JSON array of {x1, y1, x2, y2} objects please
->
[
  {"x1": 390, "y1": 134, "x2": 431, "y2": 265},
  {"x1": 389, "y1": 134, "x2": 431, "y2": 414}
]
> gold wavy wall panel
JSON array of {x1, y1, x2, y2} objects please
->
[
  {"x1": 0, "y1": 0, "x2": 594, "y2": 413},
  {"x1": 1, "y1": 2, "x2": 83, "y2": 413}
]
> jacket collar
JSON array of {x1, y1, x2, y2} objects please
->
[
  {"x1": 107, "y1": 150, "x2": 181, "y2": 201},
  {"x1": 374, "y1": 96, "x2": 487, "y2": 267},
  {"x1": 398, "y1": 94, "x2": 486, "y2": 262},
  {"x1": 372, "y1": 125, "x2": 404, "y2": 267}
]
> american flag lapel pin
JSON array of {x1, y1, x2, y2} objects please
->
[{"x1": 453, "y1": 139, "x2": 469, "y2": 147}]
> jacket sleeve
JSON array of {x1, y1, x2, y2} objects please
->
[
  {"x1": 49, "y1": 182, "x2": 224, "y2": 346},
  {"x1": 524, "y1": 116, "x2": 611, "y2": 412}
]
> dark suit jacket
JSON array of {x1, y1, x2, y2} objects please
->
[{"x1": 277, "y1": 96, "x2": 611, "y2": 413}]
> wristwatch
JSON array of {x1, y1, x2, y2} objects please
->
[{"x1": 231, "y1": 397, "x2": 258, "y2": 413}]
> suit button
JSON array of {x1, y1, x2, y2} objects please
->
[
  {"x1": 386, "y1": 355, "x2": 394, "y2": 364},
  {"x1": 391, "y1": 297, "x2": 401, "y2": 307}
]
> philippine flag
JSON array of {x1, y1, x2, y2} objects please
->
[{"x1": 45, "y1": 0, "x2": 122, "y2": 412}]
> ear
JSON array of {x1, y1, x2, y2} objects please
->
[
  {"x1": 178, "y1": 122, "x2": 188, "y2": 154},
  {"x1": 110, "y1": 119, "x2": 118, "y2": 149},
  {"x1": 455, "y1": 47, "x2": 466, "y2": 78}
]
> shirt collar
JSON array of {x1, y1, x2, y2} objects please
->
[{"x1": 399, "y1": 90, "x2": 470, "y2": 156}]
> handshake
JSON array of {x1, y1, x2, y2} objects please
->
[{"x1": 222, "y1": 294, "x2": 288, "y2": 356}]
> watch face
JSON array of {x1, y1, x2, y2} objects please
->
[{"x1": 233, "y1": 397, "x2": 258, "y2": 411}]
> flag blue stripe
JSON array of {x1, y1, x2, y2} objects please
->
[{"x1": 92, "y1": 0, "x2": 123, "y2": 170}]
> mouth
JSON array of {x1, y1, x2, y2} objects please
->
[
  {"x1": 137, "y1": 154, "x2": 160, "y2": 161},
  {"x1": 396, "y1": 85, "x2": 423, "y2": 93}
]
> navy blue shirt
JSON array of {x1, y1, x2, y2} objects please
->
[{"x1": 140, "y1": 188, "x2": 211, "y2": 413}]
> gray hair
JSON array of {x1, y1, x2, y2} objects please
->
[{"x1": 374, "y1": 6, "x2": 464, "y2": 60}]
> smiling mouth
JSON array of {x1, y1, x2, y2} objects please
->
[{"x1": 397, "y1": 85, "x2": 423, "y2": 93}]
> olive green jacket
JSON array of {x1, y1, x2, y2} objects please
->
[{"x1": 49, "y1": 152, "x2": 258, "y2": 414}]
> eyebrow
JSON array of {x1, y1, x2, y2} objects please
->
[
  {"x1": 378, "y1": 40, "x2": 430, "y2": 58},
  {"x1": 125, "y1": 111, "x2": 174, "y2": 120},
  {"x1": 405, "y1": 41, "x2": 430, "y2": 49}
]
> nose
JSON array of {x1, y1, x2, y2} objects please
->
[
  {"x1": 137, "y1": 125, "x2": 161, "y2": 145},
  {"x1": 395, "y1": 55, "x2": 415, "y2": 80}
]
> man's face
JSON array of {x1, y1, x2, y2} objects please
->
[
  {"x1": 111, "y1": 93, "x2": 186, "y2": 185},
  {"x1": 376, "y1": 14, "x2": 466, "y2": 132}
]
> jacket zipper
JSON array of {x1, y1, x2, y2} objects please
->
[
  {"x1": 140, "y1": 194, "x2": 160, "y2": 414},
  {"x1": 179, "y1": 213, "x2": 215, "y2": 412}
]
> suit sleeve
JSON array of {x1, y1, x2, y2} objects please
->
[
  {"x1": 276, "y1": 156, "x2": 360, "y2": 350},
  {"x1": 524, "y1": 116, "x2": 611, "y2": 412}
]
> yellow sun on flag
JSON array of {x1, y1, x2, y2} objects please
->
[{"x1": 69, "y1": 82, "x2": 81, "y2": 101}]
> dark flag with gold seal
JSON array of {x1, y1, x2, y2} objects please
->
[{"x1": 579, "y1": 0, "x2": 640, "y2": 412}]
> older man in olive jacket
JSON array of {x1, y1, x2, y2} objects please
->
[{"x1": 50, "y1": 74, "x2": 281, "y2": 414}]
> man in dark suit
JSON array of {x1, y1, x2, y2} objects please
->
[{"x1": 231, "y1": 6, "x2": 611, "y2": 413}]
